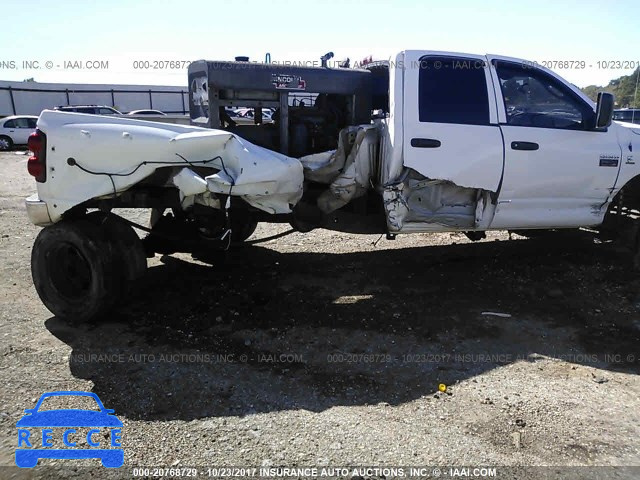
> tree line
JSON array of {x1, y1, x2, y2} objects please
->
[{"x1": 582, "y1": 67, "x2": 640, "y2": 108}]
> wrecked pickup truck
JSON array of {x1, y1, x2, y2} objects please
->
[{"x1": 25, "y1": 51, "x2": 640, "y2": 321}]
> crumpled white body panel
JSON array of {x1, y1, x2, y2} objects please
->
[
  {"x1": 170, "y1": 130, "x2": 304, "y2": 214},
  {"x1": 35, "y1": 111, "x2": 303, "y2": 222},
  {"x1": 299, "y1": 125, "x2": 379, "y2": 213}
]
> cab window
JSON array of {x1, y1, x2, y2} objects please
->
[
  {"x1": 494, "y1": 61, "x2": 595, "y2": 130},
  {"x1": 418, "y1": 56, "x2": 490, "y2": 125}
]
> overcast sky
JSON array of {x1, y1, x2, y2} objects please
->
[{"x1": 2, "y1": 0, "x2": 638, "y2": 87}]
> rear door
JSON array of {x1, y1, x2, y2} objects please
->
[
  {"x1": 402, "y1": 51, "x2": 504, "y2": 192},
  {"x1": 13, "y1": 118, "x2": 33, "y2": 144}
]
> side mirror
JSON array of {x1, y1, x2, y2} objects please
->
[{"x1": 595, "y1": 92, "x2": 614, "y2": 128}]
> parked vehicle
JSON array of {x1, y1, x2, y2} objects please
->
[
  {"x1": 53, "y1": 105, "x2": 122, "y2": 115},
  {"x1": 25, "y1": 50, "x2": 639, "y2": 321},
  {"x1": 613, "y1": 108, "x2": 640, "y2": 124},
  {"x1": 229, "y1": 108, "x2": 273, "y2": 124},
  {"x1": 0, "y1": 115, "x2": 38, "y2": 150},
  {"x1": 127, "y1": 109, "x2": 167, "y2": 115}
]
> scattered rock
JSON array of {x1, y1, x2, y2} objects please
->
[
  {"x1": 591, "y1": 373, "x2": 608, "y2": 384},
  {"x1": 481, "y1": 312, "x2": 512, "y2": 318}
]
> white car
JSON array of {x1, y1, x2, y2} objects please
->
[
  {"x1": 127, "y1": 109, "x2": 167, "y2": 116},
  {"x1": 0, "y1": 115, "x2": 38, "y2": 151},
  {"x1": 230, "y1": 108, "x2": 273, "y2": 124}
]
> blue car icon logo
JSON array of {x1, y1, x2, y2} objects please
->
[{"x1": 16, "y1": 391, "x2": 123, "y2": 468}]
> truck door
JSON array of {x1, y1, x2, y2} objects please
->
[
  {"x1": 488, "y1": 57, "x2": 623, "y2": 229},
  {"x1": 402, "y1": 51, "x2": 504, "y2": 192}
]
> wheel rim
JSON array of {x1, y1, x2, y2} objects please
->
[
  {"x1": 0, "y1": 138, "x2": 9, "y2": 150},
  {"x1": 47, "y1": 243, "x2": 92, "y2": 300}
]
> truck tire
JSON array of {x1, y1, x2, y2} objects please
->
[
  {"x1": 85, "y1": 211, "x2": 147, "y2": 293},
  {"x1": 31, "y1": 218, "x2": 121, "y2": 322}
]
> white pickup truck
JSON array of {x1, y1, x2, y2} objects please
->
[{"x1": 25, "y1": 50, "x2": 640, "y2": 321}]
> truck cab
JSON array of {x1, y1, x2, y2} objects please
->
[{"x1": 381, "y1": 51, "x2": 628, "y2": 234}]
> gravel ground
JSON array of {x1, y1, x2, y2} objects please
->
[{"x1": 0, "y1": 150, "x2": 638, "y2": 479}]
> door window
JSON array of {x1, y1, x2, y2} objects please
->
[
  {"x1": 418, "y1": 56, "x2": 490, "y2": 125},
  {"x1": 3, "y1": 120, "x2": 16, "y2": 128},
  {"x1": 494, "y1": 61, "x2": 595, "y2": 130}
]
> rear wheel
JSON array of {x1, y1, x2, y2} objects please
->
[
  {"x1": 0, "y1": 135, "x2": 13, "y2": 151},
  {"x1": 31, "y1": 218, "x2": 121, "y2": 322},
  {"x1": 600, "y1": 180, "x2": 640, "y2": 269}
]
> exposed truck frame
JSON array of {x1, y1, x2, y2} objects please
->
[{"x1": 24, "y1": 51, "x2": 640, "y2": 322}]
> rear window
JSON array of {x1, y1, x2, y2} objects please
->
[
  {"x1": 14, "y1": 118, "x2": 31, "y2": 128},
  {"x1": 418, "y1": 56, "x2": 490, "y2": 125}
]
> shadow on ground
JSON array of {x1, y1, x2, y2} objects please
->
[{"x1": 46, "y1": 234, "x2": 640, "y2": 420}]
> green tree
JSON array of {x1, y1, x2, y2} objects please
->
[{"x1": 582, "y1": 67, "x2": 640, "y2": 108}]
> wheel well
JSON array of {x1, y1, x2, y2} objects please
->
[
  {"x1": 601, "y1": 174, "x2": 640, "y2": 240},
  {"x1": 614, "y1": 174, "x2": 640, "y2": 210}
]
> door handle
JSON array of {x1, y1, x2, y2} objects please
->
[
  {"x1": 411, "y1": 138, "x2": 441, "y2": 148},
  {"x1": 511, "y1": 141, "x2": 539, "y2": 151}
]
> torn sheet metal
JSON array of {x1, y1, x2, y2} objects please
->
[
  {"x1": 383, "y1": 168, "x2": 497, "y2": 232},
  {"x1": 297, "y1": 150, "x2": 339, "y2": 183},
  {"x1": 36, "y1": 110, "x2": 375, "y2": 223},
  {"x1": 170, "y1": 130, "x2": 304, "y2": 214},
  {"x1": 299, "y1": 124, "x2": 379, "y2": 213},
  {"x1": 172, "y1": 168, "x2": 208, "y2": 197},
  {"x1": 298, "y1": 127, "x2": 356, "y2": 184},
  {"x1": 35, "y1": 111, "x2": 303, "y2": 221},
  {"x1": 171, "y1": 168, "x2": 221, "y2": 210}
]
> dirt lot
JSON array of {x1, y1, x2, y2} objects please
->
[{"x1": 0, "y1": 150, "x2": 638, "y2": 479}]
